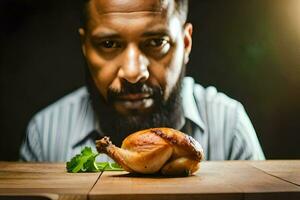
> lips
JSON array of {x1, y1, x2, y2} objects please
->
[
  {"x1": 114, "y1": 93, "x2": 154, "y2": 111},
  {"x1": 117, "y1": 93, "x2": 151, "y2": 101}
]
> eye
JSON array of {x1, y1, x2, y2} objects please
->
[
  {"x1": 142, "y1": 37, "x2": 171, "y2": 58},
  {"x1": 149, "y1": 39, "x2": 167, "y2": 47},
  {"x1": 99, "y1": 40, "x2": 122, "y2": 49},
  {"x1": 147, "y1": 38, "x2": 168, "y2": 48}
]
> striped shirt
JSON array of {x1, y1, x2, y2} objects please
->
[{"x1": 19, "y1": 77, "x2": 265, "y2": 162}]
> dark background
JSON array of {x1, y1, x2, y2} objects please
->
[{"x1": 0, "y1": 0, "x2": 299, "y2": 161}]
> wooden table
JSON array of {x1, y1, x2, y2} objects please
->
[{"x1": 0, "y1": 161, "x2": 299, "y2": 200}]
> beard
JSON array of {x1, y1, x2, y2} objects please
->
[{"x1": 86, "y1": 64, "x2": 186, "y2": 146}]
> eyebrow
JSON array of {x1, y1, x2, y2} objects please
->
[
  {"x1": 91, "y1": 27, "x2": 170, "y2": 39},
  {"x1": 142, "y1": 28, "x2": 170, "y2": 37},
  {"x1": 91, "y1": 32, "x2": 121, "y2": 39}
]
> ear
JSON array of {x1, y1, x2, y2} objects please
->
[
  {"x1": 183, "y1": 23, "x2": 193, "y2": 64},
  {"x1": 78, "y1": 28, "x2": 87, "y2": 57}
]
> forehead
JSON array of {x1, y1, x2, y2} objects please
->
[
  {"x1": 89, "y1": 0, "x2": 174, "y2": 14},
  {"x1": 86, "y1": 0, "x2": 179, "y2": 36}
]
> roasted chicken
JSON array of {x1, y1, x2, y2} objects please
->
[{"x1": 96, "y1": 128, "x2": 204, "y2": 176}]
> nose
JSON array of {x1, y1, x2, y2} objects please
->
[{"x1": 118, "y1": 44, "x2": 150, "y2": 84}]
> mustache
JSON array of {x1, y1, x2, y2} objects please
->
[{"x1": 107, "y1": 81, "x2": 162, "y2": 101}]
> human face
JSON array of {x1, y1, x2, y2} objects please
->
[{"x1": 80, "y1": 0, "x2": 192, "y2": 116}]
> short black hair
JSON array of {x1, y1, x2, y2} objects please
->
[{"x1": 80, "y1": 0, "x2": 189, "y2": 28}]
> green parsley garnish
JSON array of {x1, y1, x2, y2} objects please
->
[{"x1": 66, "y1": 147, "x2": 123, "y2": 173}]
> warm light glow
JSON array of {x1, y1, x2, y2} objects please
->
[{"x1": 286, "y1": 0, "x2": 300, "y2": 36}]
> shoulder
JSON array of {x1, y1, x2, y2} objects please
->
[
  {"x1": 28, "y1": 87, "x2": 90, "y2": 129},
  {"x1": 22, "y1": 87, "x2": 91, "y2": 161},
  {"x1": 183, "y1": 77, "x2": 241, "y2": 114},
  {"x1": 183, "y1": 77, "x2": 264, "y2": 160},
  {"x1": 184, "y1": 76, "x2": 242, "y2": 138}
]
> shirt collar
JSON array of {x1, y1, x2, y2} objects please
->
[{"x1": 181, "y1": 77, "x2": 206, "y2": 133}]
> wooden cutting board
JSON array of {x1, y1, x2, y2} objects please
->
[
  {"x1": 89, "y1": 161, "x2": 300, "y2": 200},
  {"x1": 250, "y1": 160, "x2": 300, "y2": 186},
  {"x1": 0, "y1": 161, "x2": 299, "y2": 200},
  {"x1": 0, "y1": 162, "x2": 100, "y2": 200}
]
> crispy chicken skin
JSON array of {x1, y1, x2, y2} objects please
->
[{"x1": 96, "y1": 128, "x2": 204, "y2": 176}]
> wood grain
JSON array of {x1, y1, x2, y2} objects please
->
[
  {"x1": 0, "y1": 161, "x2": 299, "y2": 200},
  {"x1": 0, "y1": 162, "x2": 100, "y2": 200},
  {"x1": 89, "y1": 161, "x2": 300, "y2": 200},
  {"x1": 250, "y1": 160, "x2": 300, "y2": 186}
]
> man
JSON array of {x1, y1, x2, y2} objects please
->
[{"x1": 20, "y1": 0, "x2": 265, "y2": 162}]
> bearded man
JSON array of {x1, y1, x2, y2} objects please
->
[{"x1": 20, "y1": 0, "x2": 265, "y2": 161}]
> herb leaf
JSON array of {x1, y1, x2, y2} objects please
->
[
  {"x1": 96, "y1": 162, "x2": 123, "y2": 171},
  {"x1": 66, "y1": 146, "x2": 123, "y2": 173},
  {"x1": 66, "y1": 147, "x2": 99, "y2": 173}
]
